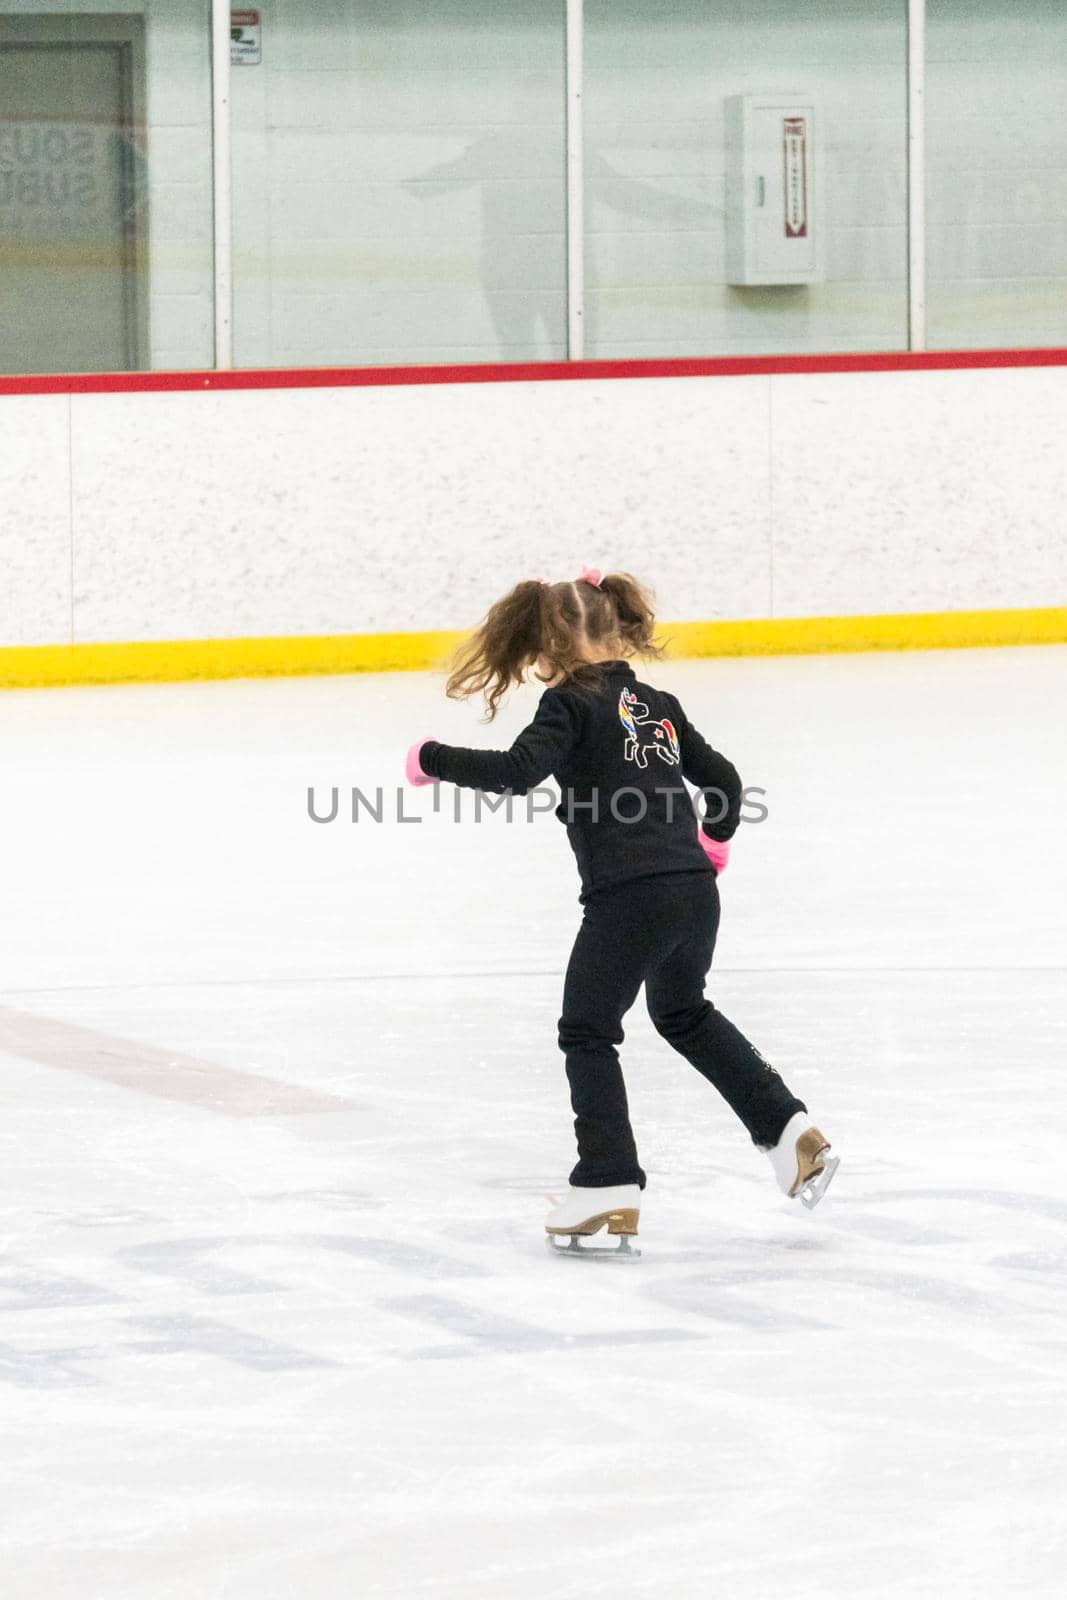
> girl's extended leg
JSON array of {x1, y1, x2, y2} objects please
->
[{"x1": 644, "y1": 876, "x2": 806, "y2": 1146}]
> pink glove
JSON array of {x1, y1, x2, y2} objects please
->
[
  {"x1": 405, "y1": 739, "x2": 439, "y2": 787},
  {"x1": 698, "y1": 833, "x2": 730, "y2": 875}
]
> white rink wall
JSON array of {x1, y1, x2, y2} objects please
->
[{"x1": 2, "y1": 363, "x2": 1067, "y2": 649}]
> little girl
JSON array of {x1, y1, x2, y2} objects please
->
[{"x1": 406, "y1": 569, "x2": 837, "y2": 1253}]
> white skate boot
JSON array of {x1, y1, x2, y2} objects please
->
[
  {"x1": 767, "y1": 1113, "x2": 839, "y2": 1209},
  {"x1": 545, "y1": 1184, "x2": 641, "y2": 1259}
]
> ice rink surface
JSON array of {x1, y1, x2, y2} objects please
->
[{"x1": 1, "y1": 645, "x2": 1066, "y2": 1599}]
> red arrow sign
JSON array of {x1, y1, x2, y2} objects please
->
[{"x1": 783, "y1": 117, "x2": 808, "y2": 239}]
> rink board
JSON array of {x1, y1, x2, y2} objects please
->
[
  {"x1": 2, "y1": 350, "x2": 1067, "y2": 678},
  {"x1": 0, "y1": 605, "x2": 1065, "y2": 688}
]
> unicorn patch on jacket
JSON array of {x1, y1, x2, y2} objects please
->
[{"x1": 618, "y1": 687, "x2": 680, "y2": 768}]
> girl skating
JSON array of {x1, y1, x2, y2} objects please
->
[{"x1": 406, "y1": 569, "x2": 838, "y2": 1254}]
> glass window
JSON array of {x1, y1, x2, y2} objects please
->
[
  {"x1": 232, "y1": 1, "x2": 566, "y2": 369},
  {"x1": 926, "y1": 0, "x2": 1067, "y2": 350},
  {"x1": 0, "y1": 3, "x2": 214, "y2": 375},
  {"x1": 583, "y1": 0, "x2": 908, "y2": 359}
]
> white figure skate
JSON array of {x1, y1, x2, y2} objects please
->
[
  {"x1": 767, "y1": 1113, "x2": 839, "y2": 1209},
  {"x1": 545, "y1": 1184, "x2": 641, "y2": 1259}
]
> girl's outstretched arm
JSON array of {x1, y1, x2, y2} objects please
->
[
  {"x1": 410, "y1": 689, "x2": 582, "y2": 796},
  {"x1": 667, "y1": 699, "x2": 743, "y2": 842}
]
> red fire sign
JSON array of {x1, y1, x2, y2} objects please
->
[{"x1": 783, "y1": 117, "x2": 808, "y2": 239}]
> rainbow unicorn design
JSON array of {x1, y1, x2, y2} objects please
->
[{"x1": 618, "y1": 687, "x2": 680, "y2": 769}]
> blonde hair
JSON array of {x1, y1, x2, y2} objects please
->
[{"x1": 446, "y1": 572, "x2": 661, "y2": 721}]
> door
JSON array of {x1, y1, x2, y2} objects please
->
[
  {"x1": 0, "y1": 16, "x2": 147, "y2": 374},
  {"x1": 751, "y1": 102, "x2": 817, "y2": 281}
]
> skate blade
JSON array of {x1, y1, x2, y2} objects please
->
[
  {"x1": 547, "y1": 1232, "x2": 641, "y2": 1261},
  {"x1": 799, "y1": 1155, "x2": 840, "y2": 1210}
]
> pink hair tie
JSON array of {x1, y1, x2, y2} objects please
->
[{"x1": 577, "y1": 566, "x2": 602, "y2": 587}]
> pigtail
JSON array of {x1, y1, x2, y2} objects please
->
[
  {"x1": 445, "y1": 579, "x2": 547, "y2": 721},
  {"x1": 598, "y1": 572, "x2": 662, "y2": 658},
  {"x1": 446, "y1": 569, "x2": 661, "y2": 720}
]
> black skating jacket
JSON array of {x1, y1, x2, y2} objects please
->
[{"x1": 419, "y1": 661, "x2": 742, "y2": 900}]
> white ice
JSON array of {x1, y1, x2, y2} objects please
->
[{"x1": 1, "y1": 646, "x2": 1065, "y2": 1598}]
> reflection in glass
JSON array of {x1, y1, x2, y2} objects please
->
[
  {"x1": 231, "y1": 1, "x2": 565, "y2": 369},
  {"x1": 0, "y1": 5, "x2": 213, "y2": 377},
  {"x1": 584, "y1": 0, "x2": 908, "y2": 359},
  {"x1": 927, "y1": 0, "x2": 1067, "y2": 350}
]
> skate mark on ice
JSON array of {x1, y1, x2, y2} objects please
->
[
  {"x1": 660, "y1": 1261, "x2": 1047, "y2": 1326},
  {"x1": 319, "y1": 1234, "x2": 489, "y2": 1279},
  {"x1": 251, "y1": 1188, "x2": 383, "y2": 1211},
  {"x1": 386, "y1": 1294, "x2": 699, "y2": 1359},
  {"x1": 0, "y1": 1257, "x2": 127, "y2": 1314},
  {"x1": 118, "y1": 1238, "x2": 287, "y2": 1298},
  {"x1": 479, "y1": 1176, "x2": 567, "y2": 1195},
  {"x1": 20, "y1": 1204, "x2": 161, "y2": 1231},
  {"x1": 860, "y1": 1187, "x2": 1067, "y2": 1225},
  {"x1": 0, "y1": 1340, "x2": 105, "y2": 1389},
  {"x1": 124, "y1": 1313, "x2": 339, "y2": 1371},
  {"x1": 116, "y1": 1232, "x2": 488, "y2": 1297},
  {"x1": 989, "y1": 1249, "x2": 1067, "y2": 1281},
  {"x1": 651, "y1": 1273, "x2": 834, "y2": 1332},
  {"x1": 832, "y1": 1211, "x2": 964, "y2": 1248},
  {"x1": 0, "y1": 1004, "x2": 357, "y2": 1118}
]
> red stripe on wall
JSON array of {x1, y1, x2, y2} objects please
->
[{"x1": 2, "y1": 347, "x2": 1067, "y2": 398}]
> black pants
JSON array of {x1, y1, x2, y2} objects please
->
[{"x1": 558, "y1": 872, "x2": 806, "y2": 1189}]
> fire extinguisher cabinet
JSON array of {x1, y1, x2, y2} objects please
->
[{"x1": 725, "y1": 94, "x2": 823, "y2": 286}]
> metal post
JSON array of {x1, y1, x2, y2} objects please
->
[
  {"x1": 565, "y1": 0, "x2": 584, "y2": 360},
  {"x1": 907, "y1": 0, "x2": 926, "y2": 351},
  {"x1": 212, "y1": 0, "x2": 234, "y2": 368}
]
